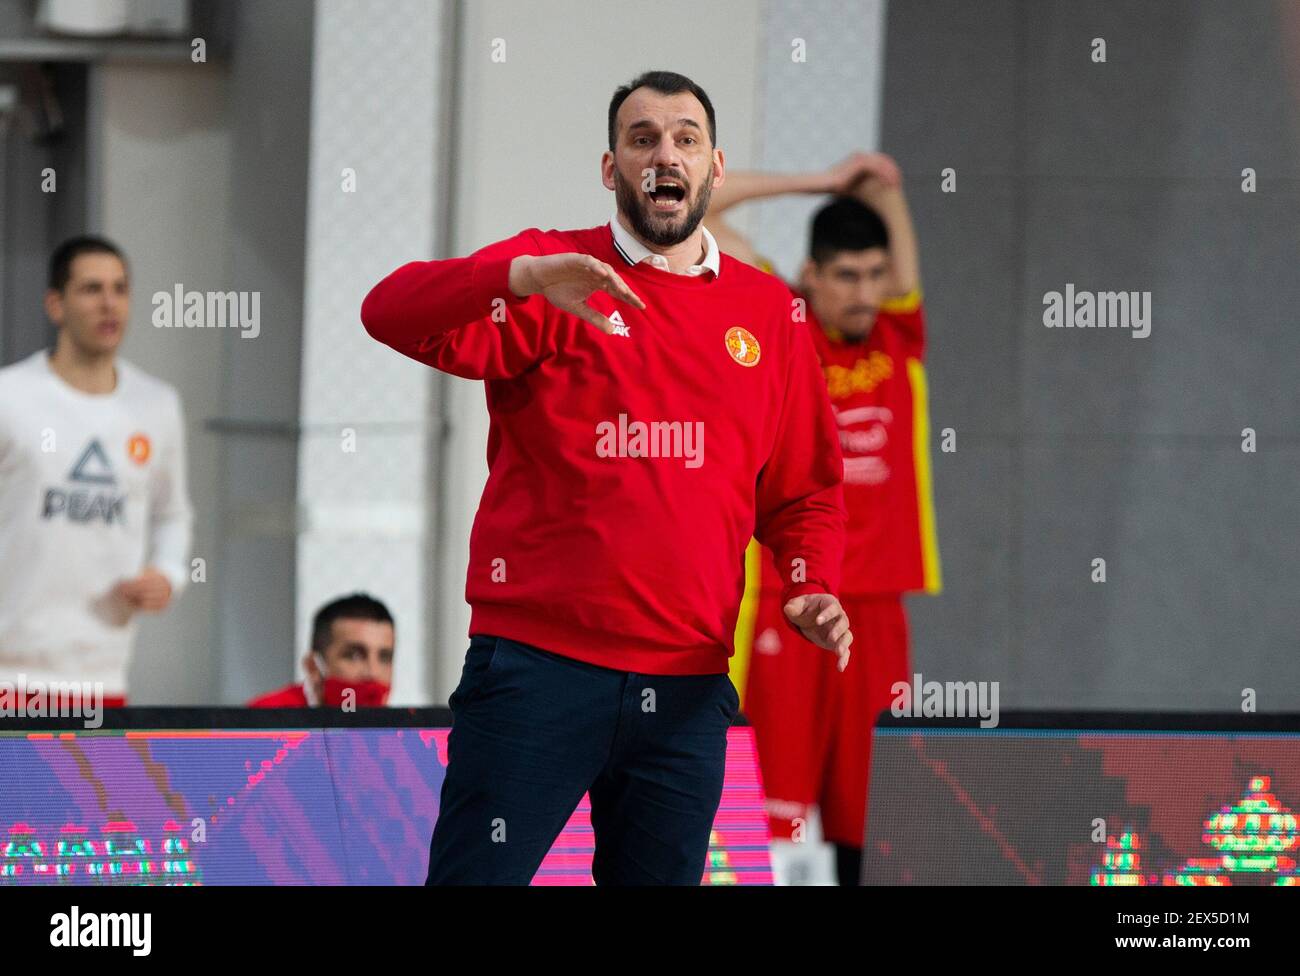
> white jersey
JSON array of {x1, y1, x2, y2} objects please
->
[{"x1": 0, "y1": 350, "x2": 192, "y2": 693}]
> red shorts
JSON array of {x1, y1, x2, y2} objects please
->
[{"x1": 743, "y1": 590, "x2": 909, "y2": 848}]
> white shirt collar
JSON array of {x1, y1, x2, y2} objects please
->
[{"x1": 609, "y1": 212, "x2": 720, "y2": 278}]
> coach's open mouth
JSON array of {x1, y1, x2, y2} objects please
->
[{"x1": 648, "y1": 180, "x2": 686, "y2": 210}]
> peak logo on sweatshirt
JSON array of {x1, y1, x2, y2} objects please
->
[
  {"x1": 42, "y1": 439, "x2": 127, "y2": 525},
  {"x1": 607, "y1": 310, "x2": 631, "y2": 337}
]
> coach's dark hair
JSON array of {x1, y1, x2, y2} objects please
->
[
  {"x1": 809, "y1": 196, "x2": 890, "y2": 265},
  {"x1": 608, "y1": 70, "x2": 716, "y2": 151},
  {"x1": 311, "y1": 593, "x2": 395, "y2": 652},
  {"x1": 48, "y1": 235, "x2": 128, "y2": 292}
]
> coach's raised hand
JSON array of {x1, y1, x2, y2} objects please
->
[
  {"x1": 508, "y1": 253, "x2": 646, "y2": 334},
  {"x1": 783, "y1": 593, "x2": 853, "y2": 671}
]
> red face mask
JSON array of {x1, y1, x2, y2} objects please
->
[{"x1": 320, "y1": 676, "x2": 390, "y2": 708}]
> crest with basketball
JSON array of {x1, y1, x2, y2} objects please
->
[{"x1": 724, "y1": 326, "x2": 761, "y2": 367}]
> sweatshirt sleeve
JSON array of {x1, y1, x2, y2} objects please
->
[
  {"x1": 360, "y1": 228, "x2": 554, "y2": 380},
  {"x1": 149, "y1": 388, "x2": 193, "y2": 596},
  {"x1": 753, "y1": 313, "x2": 848, "y2": 613}
]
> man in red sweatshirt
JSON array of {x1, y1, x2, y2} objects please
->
[{"x1": 362, "y1": 70, "x2": 851, "y2": 885}]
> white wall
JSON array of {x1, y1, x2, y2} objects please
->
[
  {"x1": 96, "y1": 60, "x2": 232, "y2": 703},
  {"x1": 296, "y1": 0, "x2": 444, "y2": 706},
  {"x1": 753, "y1": 0, "x2": 886, "y2": 279}
]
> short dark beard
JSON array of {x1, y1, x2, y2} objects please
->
[{"x1": 613, "y1": 161, "x2": 714, "y2": 247}]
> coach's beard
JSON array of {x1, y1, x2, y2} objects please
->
[{"x1": 614, "y1": 164, "x2": 714, "y2": 248}]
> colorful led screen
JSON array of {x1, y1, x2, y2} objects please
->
[
  {"x1": 0, "y1": 725, "x2": 771, "y2": 885},
  {"x1": 864, "y1": 727, "x2": 1299, "y2": 885}
]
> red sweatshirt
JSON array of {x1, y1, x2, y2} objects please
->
[{"x1": 361, "y1": 223, "x2": 846, "y2": 675}]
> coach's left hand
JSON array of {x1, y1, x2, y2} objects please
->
[{"x1": 783, "y1": 593, "x2": 853, "y2": 671}]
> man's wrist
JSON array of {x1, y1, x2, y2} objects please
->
[
  {"x1": 803, "y1": 171, "x2": 838, "y2": 195},
  {"x1": 507, "y1": 254, "x2": 536, "y2": 299},
  {"x1": 782, "y1": 581, "x2": 834, "y2": 605},
  {"x1": 856, "y1": 178, "x2": 903, "y2": 207}
]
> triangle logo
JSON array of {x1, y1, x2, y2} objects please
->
[{"x1": 69, "y1": 439, "x2": 116, "y2": 485}]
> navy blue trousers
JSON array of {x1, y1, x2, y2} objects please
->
[{"x1": 425, "y1": 634, "x2": 739, "y2": 885}]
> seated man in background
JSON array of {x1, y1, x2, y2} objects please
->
[{"x1": 248, "y1": 593, "x2": 395, "y2": 708}]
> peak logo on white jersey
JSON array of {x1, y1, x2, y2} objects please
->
[{"x1": 43, "y1": 439, "x2": 127, "y2": 525}]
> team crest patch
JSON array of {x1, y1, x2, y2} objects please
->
[
  {"x1": 724, "y1": 326, "x2": 760, "y2": 367},
  {"x1": 127, "y1": 433, "x2": 151, "y2": 465}
]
